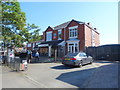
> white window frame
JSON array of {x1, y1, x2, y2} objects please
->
[
  {"x1": 67, "y1": 42, "x2": 79, "y2": 53},
  {"x1": 58, "y1": 29, "x2": 62, "y2": 40},
  {"x1": 69, "y1": 26, "x2": 78, "y2": 39},
  {"x1": 46, "y1": 31, "x2": 52, "y2": 41}
]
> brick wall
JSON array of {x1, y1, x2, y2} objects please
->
[
  {"x1": 78, "y1": 24, "x2": 85, "y2": 51},
  {"x1": 85, "y1": 24, "x2": 100, "y2": 48},
  {"x1": 85, "y1": 25, "x2": 92, "y2": 47},
  {"x1": 94, "y1": 31, "x2": 100, "y2": 46}
]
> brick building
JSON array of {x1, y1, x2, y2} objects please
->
[
  {"x1": 27, "y1": 41, "x2": 40, "y2": 50},
  {"x1": 38, "y1": 19, "x2": 100, "y2": 57},
  {"x1": 26, "y1": 35, "x2": 43, "y2": 51}
]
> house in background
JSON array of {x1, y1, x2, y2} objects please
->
[
  {"x1": 38, "y1": 19, "x2": 100, "y2": 58},
  {"x1": 27, "y1": 41, "x2": 40, "y2": 51},
  {"x1": 26, "y1": 35, "x2": 43, "y2": 51}
]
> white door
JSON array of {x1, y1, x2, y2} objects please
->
[{"x1": 69, "y1": 44, "x2": 74, "y2": 53}]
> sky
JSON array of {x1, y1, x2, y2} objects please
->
[{"x1": 19, "y1": 2, "x2": 118, "y2": 45}]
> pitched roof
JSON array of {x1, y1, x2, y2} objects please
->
[
  {"x1": 47, "y1": 19, "x2": 99, "y2": 34},
  {"x1": 53, "y1": 19, "x2": 84, "y2": 30},
  {"x1": 53, "y1": 21, "x2": 71, "y2": 30}
]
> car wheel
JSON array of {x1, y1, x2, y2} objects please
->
[{"x1": 79, "y1": 61, "x2": 83, "y2": 67}]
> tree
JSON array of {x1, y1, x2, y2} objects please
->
[
  {"x1": 1, "y1": 1, "x2": 42, "y2": 48},
  {"x1": 1, "y1": 1, "x2": 26, "y2": 47},
  {"x1": 19, "y1": 23, "x2": 41, "y2": 43}
]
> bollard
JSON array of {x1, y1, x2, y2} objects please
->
[
  {"x1": 21, "y1": 63, "x2": 25, "y2": 71},
  {"x1": 21, "y1": 60, "x2": 28, "y2": 71}
]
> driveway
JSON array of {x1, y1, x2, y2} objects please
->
[{"x1": 2, "y1": 60, "x2": 119, "y2": 88}]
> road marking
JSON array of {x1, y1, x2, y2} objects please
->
[{"x1": 23, "y1": 74, "x2": 48, "y2": 88}]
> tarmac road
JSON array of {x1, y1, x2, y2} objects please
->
[{"x1": 1, "y1": 60, "x2": 119, "y2": 88}]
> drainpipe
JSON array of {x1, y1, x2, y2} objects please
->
[
  {"x1": 64, "y1": 28, "x2": 66, "y2": 56},
  {"x1": 54, "y1": 48, "x2": 57, "y2": 62}
]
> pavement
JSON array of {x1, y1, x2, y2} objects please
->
[
  {"x1": 1, "y1": 60, "x2": 119, "y2": 88},
  {"x1": 2, "y1": 66, "x2": 42, "y2": 88}
]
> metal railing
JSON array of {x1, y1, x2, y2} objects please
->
[{"x1": 4, "y1": 56, "x2": 21, "y2": 72}]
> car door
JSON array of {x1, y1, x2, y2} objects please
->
[
  {"x1": 79, "y1": 53, "x2": 87, "y2": 64},
  {"x1": 87, "y1": 56, "x2": 93, "y2": 63},
  {"x1": 82, "y1": 53, "x2": 88, "y2": 64}
]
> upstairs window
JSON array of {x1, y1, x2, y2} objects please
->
[
  {"x1": 69, "y1": 26, "x2": 78, "y2": 38},
  {"x1": 58, "y1": 29, "x2": 62, "y2": 40},
  {"x1": 46, "y1": 31, "x2": 52, "y2": 41},
  {"x1": 53, "y1": 33, "x2": 57, "y2": 39}
]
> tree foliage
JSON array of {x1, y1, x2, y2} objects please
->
[
  {"x1": 1, "y1": 1, "x2": 41, "y2": 47},
  {"x1": 1, "y1": 1, "x2": 26, "y2": 47},
  {"x1": 19, "y1": 23, "x2": 41, "y2": 43}
]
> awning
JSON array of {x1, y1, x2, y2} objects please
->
[{"x1": 38, "y1": 40, "x2": 64, "y2": 47}]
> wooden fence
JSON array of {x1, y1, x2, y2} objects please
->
[{"x1": 86, "y1": 44, "x2": 120, "y2": 61}]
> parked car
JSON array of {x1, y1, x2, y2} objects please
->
[{"x1": 62, "y1": 52, "x2": 93, "y2": 67}]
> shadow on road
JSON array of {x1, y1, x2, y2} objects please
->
[
  {"x1": 51, "y1": 65, "x2": 77, "y2": 70},
  {"x1": 56, "y1": 68, "x2": 96, "y2": 87},
  {"x1": 56, "y1": 63, "x2": 118, "y2": 88}
]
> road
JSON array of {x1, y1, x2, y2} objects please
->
[{"x1": 1, "y1": 60, "x2": 119, "y2": 88}]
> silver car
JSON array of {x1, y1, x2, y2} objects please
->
[{"x1": 62, "y1": 52, "x2": 93, "y2": 67}]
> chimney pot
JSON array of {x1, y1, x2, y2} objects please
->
[
  {"x1": 87, "y1": 23, "x2": 90, "y2": 25},
  {"x1": 94, "y1": 28, "x2": 97, "y2": 30}
]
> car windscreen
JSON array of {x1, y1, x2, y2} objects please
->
[{"x1": 65, "y1": 53, "x2": 78, "y2": 57}]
